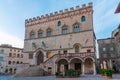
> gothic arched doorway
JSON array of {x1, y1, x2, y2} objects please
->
[
  {"x1": 70, "y1": 58, "x2": 82, "y2": 70},
  {"x1": 37, "y1": 51, "x2": 44, "y2": 65},
  {"x1": 56, "y1": 59, "x2": 68, "y2": 72},
  {"x1": 84, "y1": 58, "x2": 94, "y2": 74}
]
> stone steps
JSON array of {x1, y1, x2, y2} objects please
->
[
  {"x1": 13, "y1": 66, "x2": 50, "y2": 77},
  {"x1": 13, "y1": 54, "x2": 57, "y2": 77}
]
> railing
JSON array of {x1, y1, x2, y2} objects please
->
[
  {"x1": 43, "y1": 54, "x2": 59, "y2": 63},
  {"x1": 39, "y1": 52, "x2": 95, "y2": 69},
  {"x1": 59, "y1": 52, "x2": 94, "y2": 57},
  {"x1": 42, "y1": 52, "x2": 94, "y2": 65}
]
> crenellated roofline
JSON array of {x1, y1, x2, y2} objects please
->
[{"x1": 25, "y1": 2, "x2": 93, "y2": 27}]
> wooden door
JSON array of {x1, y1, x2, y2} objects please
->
[{"x1": 37, "y1": 51, "x2": 43, "y2": 65}]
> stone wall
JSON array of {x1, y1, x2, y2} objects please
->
[{"x1": 16, "y1": 63, "x2": 29, "y2": 73}]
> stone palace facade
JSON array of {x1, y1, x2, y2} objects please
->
[
  {"x1": 0, "y1": 44, "x2": 25, "y2": 74},
  {"x1": 24, "y1": 2, "x2": 96, "y2": 75}
]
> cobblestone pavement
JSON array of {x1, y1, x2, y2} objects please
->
[{"x1": 0, "y1": 74, "x2": 120, "y2": 80}]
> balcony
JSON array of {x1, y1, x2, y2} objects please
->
[{"x1": 58, "y1": 52, "x2": 95, "y2": 58}]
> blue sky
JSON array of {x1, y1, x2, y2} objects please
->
[{"x1": 0, "y1": 0, "x2": 120, "y2": 50}]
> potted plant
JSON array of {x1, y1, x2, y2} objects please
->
[
  {"x1": 105, "y1": 68, "x2": 112, "y2": 79},
  {"x1": 56, "y1": 69, "x2": 81, "y2": 78},
  {"x1": 65, "y1": 69, "x2": 81, "y2": 78},
  {"x1": 71, "y1": 69, "x2": 76, "y2": 78},
  {"x1": 100, "y1": 69, "x2": 106, "y2": 76},
  {"x1": 65, "y1": 69, "x2": 70, "y2": 78},
  {"x1": 55, "y1": 71, "x2": 63, "y2": 78},
  {"x1": 76, "y1": 69, "x2": 81, "y2": 77},
  {"x1": 65, "y1": 69, "x2": 74, "y2": 78}
]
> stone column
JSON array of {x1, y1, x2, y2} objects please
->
[
  {"x1": 33, "y1": 52, "x2": 37, "y2": 65},
  {"x1": 60, "y1": 64, "x2": 64, "y2": 72},
  {"x1": 82, "y1": 62, "x2": 85, "y2": 75},
  {"x1": 53, "y1": 63, "x2": 57, "y2": 74},
  {"x1": 68, "y1": 62, "x2": 70, "y2": 69},
  {"x1": 103, "y1": 61, "x2": 107, "y2": 69},
  {"x1": 109, "y1": 59, "x2": 112, "y2": 69},
  {"x1": 100, "y1": 63, "x2": 103, "y2": 69},
  {"x1": 93, "y1": 62, "x2": 96, "y2": 75},
  {"x1": 55, "y1": 63, "x2": 57, "y2": 72},
  {"x1": 43, "y1": 52, "x2": 47, "y2": 61}
]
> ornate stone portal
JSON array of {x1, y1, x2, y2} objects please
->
[
  {"x1": 37, "y1": 51, "x2": 43, "y2": 65},
  {"x1": 33, "y1": 49, "x2": 46, "y2": 65}
]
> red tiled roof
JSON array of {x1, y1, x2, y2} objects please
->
[{"x1": 115, "y1": 2, "x2": 120, "y2": 13}]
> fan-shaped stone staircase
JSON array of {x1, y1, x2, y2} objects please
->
[
  {"x1": 13, "y1": 54, "x2": 59, "y2": 77},
  {"x1": 13, "y1": 65, "x2": 50, "y2": 77}
]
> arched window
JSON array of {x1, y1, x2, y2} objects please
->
[
  {"x1": 10, "y1": 49, "x2": 12, "y2": 51},
  {"x1": 46, "y1": 28, "x2": 52, "y2": 36},
  {"x1": 9, "y1": 68, "x2": 12, "y2": 73},
  {"x1": 38, "y1": 30, "x2": 43, "y2": 38},
  {"x1": 21, "y1": 54, "x2": 23, "y2": 58},
  {"x1": 14, "y1": 68, "x2": 16, "y2": 72},
  {"x1": 30, "y1": 31, "x2": 35, "y2": 39},
  {"x1": 62, "y1": 25, "x2": 68, "y2": 34},
  {"x1": 81, "y1": 16, "x2": 86, "y2": 22},
  {"x1": 5, "y1": 69, "x2": 8, "y2": 73},
  {"x1": 1, "y1": 49, "x2": 4, "y2": 54},
  {"x1": 17, "y1": 54, "x2": 20, "y2": 58},
  {"x1": 17, "y1": 61, "x2": 19, "y2": 64},
  {"x1": 57, "y1": 21, "x2": 61, "y2": 26},
  {"x1": 9, "y1": 53, "x2": 12, "y2": 57},
  {"x1": 8, "y1": 61, "x2": 11, "y2": 64},
  {"x1": 13, "y1": 53, "x2": 16, "y2": 57},
  {"x1": 0, "y1": 57, "x2": 3, "y2": 61},
  {"x1": 73, "y1": 24, "x2": 80, "y2": 32},
  {"x1": 74, "y1": 45, "x2": 79, "y2": 53},
  {"x1": 87, "y1": 49, "x2": 91, "y2": 53},
  {"x1": 13, "y1": 61, "x2": 16, "y2": 65}
]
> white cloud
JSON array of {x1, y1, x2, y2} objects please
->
[
  {"x1": 0, "y1": 31, "x2": 24, "y2": 48},
  {"x1": 94, "y1": 0, "x2": 120, "y2": 34}
]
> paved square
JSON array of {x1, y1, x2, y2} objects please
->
[{"x1": 1, "y1": 74, "x2": 120, "y2": 80}]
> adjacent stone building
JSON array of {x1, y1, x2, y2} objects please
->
[
  {"x1": 97, "y1": 38, "x2": 118, "y2": 71},
  {"x1": 0, "y1": 44, "x2": 26, "y2": 74},
  {"x1": 112, "y1": 25, "x2": 120, "y2": 72},
  {"x1": 112, "y1": 25, "x2": 120, "y2": 56},
  {"x1": 98, "y1": 24, "x2": 120, "y2": 72},
  {"x1": 24, "y1": 2, "x2": 96, "y2": 75}
]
